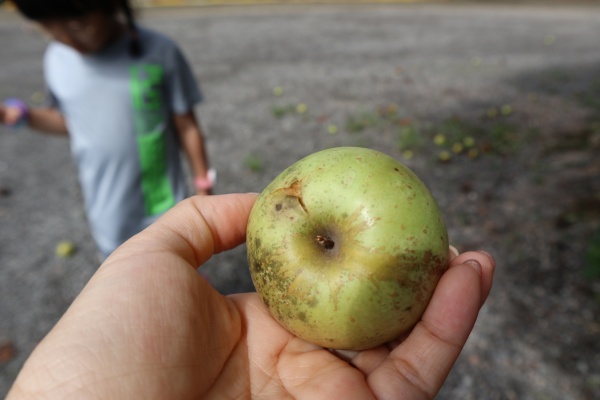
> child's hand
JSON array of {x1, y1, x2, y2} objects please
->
[
  {"x1": 196, "y1": 188, "x2": 212, "y2": 196},
  {"x1": 2, "y1": 106, "x2": 22, "y2": 126},
  {"x1": 2, "y1": 99, "x2": 29, "y2": 127},
  {"x1": 194, "y1": 168, "x2": 216, "y2": 196},
  {"x1": 0, "y1": 104, "x2": 7, "y2": 125}
]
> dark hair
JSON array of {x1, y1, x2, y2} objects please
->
[{"x1": 11, "y1": 0, "x2": 141, "y2": 57}]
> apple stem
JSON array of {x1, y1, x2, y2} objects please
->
[{"x1": 316, "y1": 235, "x2": 335, "y2": 250}]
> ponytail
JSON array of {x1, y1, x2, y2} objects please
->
[{"x1": 119, "y1": 0, "x2": 142, "y2": 57}]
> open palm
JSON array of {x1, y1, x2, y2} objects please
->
[{"x1": 8, "y1": 194, "x2": 494, "y2": 400}]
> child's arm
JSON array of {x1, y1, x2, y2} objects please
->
[
  {"x1": 173, "y1": 110, "x2": 213, "y2": 195},
  {"x1": 2, "y1": 100, "x2": 68, "y2": 135},
  {"x1": 27, "y1": 107, "x2": 69, "y2": 135}
]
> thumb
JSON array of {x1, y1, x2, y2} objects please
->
[{"x1": 108, "y1": 193, "x2": 258, "y2": 269}]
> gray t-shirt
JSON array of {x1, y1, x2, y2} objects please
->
[{"x1": 44, "y1": 27, "x2": 202, "y2": 258}]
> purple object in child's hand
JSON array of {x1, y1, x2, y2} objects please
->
[{"x1": 3, "y1": 98, "x2": 29, "y2": 128}]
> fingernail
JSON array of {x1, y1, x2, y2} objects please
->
[
  {"x1": 449, "y1": 245, "x2": 459, "y2": 257},
  {"x1": 464, "y1": 259, "x2": 482, "y2": 275},
  {"x1": 477, "y1": 250, "x2": 495, "y2": 267},
  {"x1": 477, "y1": 250, "x2": 492, "y2": 258}
]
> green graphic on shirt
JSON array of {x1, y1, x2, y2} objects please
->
[{"x1": 130, "y1": 64, "x2": 175, "y2": 216}]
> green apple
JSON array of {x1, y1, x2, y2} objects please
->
[{"x1": 246, "y1": 147, "x2": 449, "y2": 350}]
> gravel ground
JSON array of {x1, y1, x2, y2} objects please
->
[{"x1": 1, "y1": 3, "x2": 599, "y2": 398}]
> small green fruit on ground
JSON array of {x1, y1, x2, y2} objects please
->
[
  {"x1": 246, "y1": 147, "x2": 449, "y2": 350},
  {"x1": 55, "y1": 241, "x2": 76, "y2": 257}
]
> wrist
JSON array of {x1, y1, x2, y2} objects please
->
[
  {"x1": 194, "y1": 168, "x2": 216, "y2": 191},
  {"x1": 4, "y1": 98, "x2": 29, "y2": 128}
]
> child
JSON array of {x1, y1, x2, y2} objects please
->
[{"x1": 1, "y1": 0, "x2": 215, "y2": 261}]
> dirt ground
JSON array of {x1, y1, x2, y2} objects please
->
[{"x1": 1, "y1": 3, "x2": 599, "y2": 399}]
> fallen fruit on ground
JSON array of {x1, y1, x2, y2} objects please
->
[
  {"x1": 246, "y1": 146, "x2": 449, "y2": 350},
  {"x1": 55, "y1": 240, "x2": 76, "y2": 257}
]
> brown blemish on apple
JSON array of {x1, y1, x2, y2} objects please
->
[
  {"x1": 273, "y1": 180, "x2": 309, "y2": 215},
  {"x1": 249, "y1": 245, "x2": 296, "y2": 303},
  {"x1": 298, "y1": 312, "x2": 307, "y2": 322},
  {"x1": 282, "y1": 180, "x2": 302, "y2": 196}
]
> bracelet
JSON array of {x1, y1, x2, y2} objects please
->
[
  {"x1": 4, "y1": 98, "x2": 30, "y2": 128},
  {"x1": 194, "y1": 168, "x2": 216, "y2": 191}
]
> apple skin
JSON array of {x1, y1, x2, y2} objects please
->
[{"x1": 246, "y1": 147, "x2": 449, "y2": 350}]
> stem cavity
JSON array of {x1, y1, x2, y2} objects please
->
[{"x1": 316, "y1": 235, "x2": 335, "y2": 250}]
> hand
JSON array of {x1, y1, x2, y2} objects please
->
[
  {"x1": 7, "y1": 193, "x2": 495, "y2": 399},
  {"x1": 195, "y1": 187, "x2": 212, "y2": 196},
  {"x1": 194, "y1": 168, "x2": 216, "y2": 196},
  {"x1": 1, "y1": 104, "x2": 21, "y2": 126},
  {"x1": 4, "y1": 108, "x2": 21, "y2": 126},
  {"x1": 1, "y1": 99, "x2": 28, "y2": 126}
]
